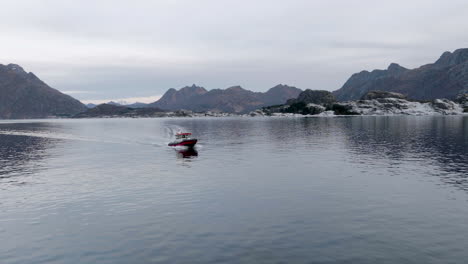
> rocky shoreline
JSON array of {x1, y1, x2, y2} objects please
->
[{"x1": 251, "y1": 91, "x2": 468, "y2": 117}]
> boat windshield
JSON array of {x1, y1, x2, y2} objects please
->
[{"x1": 176, "y1": 133, "x2": 191, "y2": 139}]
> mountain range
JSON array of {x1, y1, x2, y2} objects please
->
[
  {"x1": 334, "y1": 48, "x2": 468, "y2": 101},
  {"x1": 1, "y1": 48, "x2": 467, "y2": 118},
  {"x1": 0, "y1": 64, "x2": 86, "y2": 119},
  {"x1": 147, "y1": 84, "x2": 302, "y2": 113}
]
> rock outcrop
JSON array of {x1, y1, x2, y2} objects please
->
[
  {"x1": 287, "y1": 89, "x2": 336, "y2": 106},
  {"x1": 261, "y1": 89, "x2": 333, "y2": 116},
  {"x1": 259, "y1": 90, "x2": 466, "y2": 116},
  {"x1": 0, "y1": 63, "x2": 87, "y2": 119},
  {"x1": 331, "y1": 94, "x2": 464, "y2": 116}
]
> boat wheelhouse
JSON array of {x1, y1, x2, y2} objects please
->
[
  {"x1": 176, "y1": 133, "x2": 192, "y2": 140},
  {"x1": 168, "y1": 132, "x2": 198, "y2": 147}
]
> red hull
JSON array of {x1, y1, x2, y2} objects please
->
[{"x1": 168, "y1": 139, "x2": 198, "y2": 147}]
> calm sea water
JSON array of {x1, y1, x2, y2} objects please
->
[{"x1": 1, "y1": 116, "x2": 467, "y2": 264}]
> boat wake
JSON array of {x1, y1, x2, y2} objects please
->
[
  {"x1": 0, "y1": 123, "x2": 194, "y2": 149},
  {"x1": 165, "y1": 125, "x2": 185, "y2": 139},
  {"x1": 0, "y1": 130, "x2": 166, "y2": 147}
]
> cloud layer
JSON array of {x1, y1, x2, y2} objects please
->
[{"x1": 1, "y1": 0, "x2": 467, "y2": 101}]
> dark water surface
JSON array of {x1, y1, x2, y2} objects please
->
[{"x1": 0, "y1": 116, "x2": 467, "y2": 264}]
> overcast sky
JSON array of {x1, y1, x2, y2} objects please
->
[{"x1": 1, "y1": 0, "x2": 468, "y2": 103}]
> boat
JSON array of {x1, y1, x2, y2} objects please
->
[{"x1": 168, "y1": 132, "x2": 198, "y2": 147}]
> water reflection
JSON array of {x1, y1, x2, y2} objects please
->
[
  {"x1": 341, "y1": 116, "x2": 468, "y2": 191},
  {"x1": 0, "y1": 122, "x2": 58, "y2": 185},
  {"x1": 175, "y1": 147, "x2": 198, "y2": 159},
  {"x1": 0, "y1": 135, "x2": 55, "y2": 183},
  {"x1": 1, "y1": 117, "x2": 468, "y2": 264},
  {"x1": 165, "y1": 117, "x2": 467, "y2": 192}
]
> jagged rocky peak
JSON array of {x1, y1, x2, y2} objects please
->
[
  {"x1": 1, "y1": 63, "x2": 25, "y2": 78},
  {"x1": 387, "y1": 63, "x2": 408, "y2": 74},
  {"x1": 0, "y1": 63, "x2": 42, "y2": 83},
  {"x1": 6, "y1": 63, "x2": 26, "y2": 73},
  {"x1": 178, "y1": 84, "x2": 207, "y2": 94},
  {"x1": 435, "y1": 48, "x2": 468, "y2": 67}
]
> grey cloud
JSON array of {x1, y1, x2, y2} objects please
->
[{"x1": 1, "y1": 0, "x2": 467, "y2": 101}]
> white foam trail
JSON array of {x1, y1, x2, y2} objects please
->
[
  {"x1": 0, "y1": 123, "x2": 189, "y2": 148},
  {"x1": 0, "y1": 130, "x2": 93, "y2": 141},
  {"x1": 0, "y1": 130, "x2": 156, "y2": 146},
  {"x1": 165, "y1": 125, "x2": 185, "y2": 139}
]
